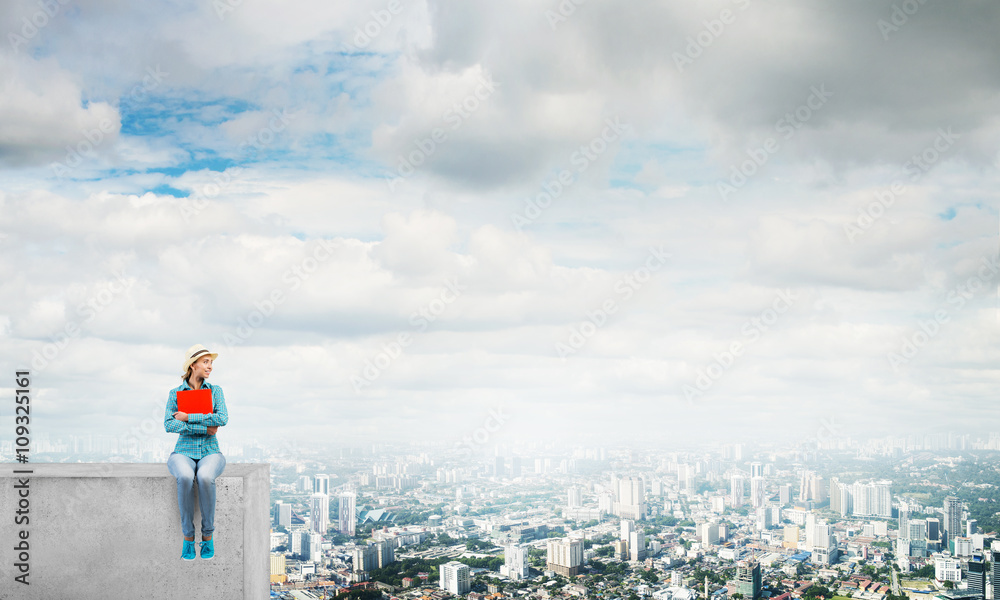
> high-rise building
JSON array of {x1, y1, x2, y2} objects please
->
[
  {"x1": 271, "y1": 552, "x2": 287, "y2": 580},
  {"x1": 310, "y1": 493, "x2": 330, "y2": 534},
  {"x1": 297, "y1": 475, "x2": 312, "y2": 493},
  {"x1": 598, "y1": 491, "x2": 614, "y2": 514},
  {"x1": 968, "y1": 553, "x2": 986, "y2": 600},
  {"x1": 756, "y1": 506, "x2": 773, "y2": 531},
  {"x1": 909, "y1": 520, "x2": 928, "y2": 542},
  {"x1": 613, "y1": 539, "x2": 629, "y2": 560},
  {"x1": 933, "y1": 551, "x2": 962, "y2": 583},
  {"x1": 783, "y1": 526, "x2": 800, "y2": 549},
  {"x1": 968, "y1": 519, "x2": 978, "y2": 537},
  {"x1": 290, "y1": 529, "x2": 305, "y2": 555},
  {"x1": 927, "y1": 518, "x2": 941, "y2": 541},
  {"x1": 495, "y1": 456, "x2": 505, "y2": 477},
  {"x1": 952, "y1": 536, "x2": 973, "y2": 557},
  {"x1": 800, "y1": 470, "x2": 814, "y2": 502},
  {"x1": 751, "y1": 477, "x2": 765, "y2": 509},
  {"x1": 629, "y1": 530, "x2": 646, "y2": 561},
  {"x1": 314, "y1": 474, "x2": 330, "y2": 496},
  {"x1": 731, "y1": 474, "x2": 745, "y2": 507},
  {"x1": 440, "y1": 561, "x2": 471, "y2": 595},
  {"x1": 504, "y1": 544, "x2": 529, "y2": 581},
  {"x1": 779, "y1": 484, "x2": 792, "y2": 505},
  {"x1": 943, "y1": 496, "x2": 962, "y2": 546},
  {"x1": 303, "y1": 531, "x2": 323, "y2": 561},
  {"x1": 830, "y1": 478, "x2": 842, "y2": 513},
  {"x1": 809, "y1": 476, "x2": 828, "y2": 504},
  {"x1": 352, "y1": 544, "x2": 378, "y2": 574},
  {"x1": 990, "y1": 550, "x2": 1000, "y2": 600},
  {"x1": 700, "y1": 522, "x2": 720, "y2": 546},
  {"x1": 375, "y1": 540, "x2": 395, "y2": 568},
  {"x1": 621, "y1": 519, "x2": 636, "y2": 541},
  {"x1": 735, "y1": 560, "x2": 762, "y2": 600},
  {"x1": 899, "y1": 504, "x2": 910, "y2": 540},
  {"x1": 568, "y1": 487, "x2": 582, "y2": 508},
  {"x1": 274, "y1": 500, "x2": 292, "y2": 529},
  {"x1": 812, "y1": 523, "x2": 838, "y2": 565},
  {"x1": 616, "y1": 477, "x2": 645, "y2": 520},
  {"x1": 833, "y1": 480, "x2": 891, "y2": 517},
  {"x1": 339, "y1": 491, "x2": 357, "y2": 536},
  {"x1": 547, "y1": 538, "x2": 583, "y2": 576},
  {"x1": 750, "y1": 462, "x2": 764, "y2": 478},
  {"x1": 678, "y1": 464, "x2": 694, "y2": 493},
  {"x1": 805, "y1": 513, "x2": 817, "y2": 548}
]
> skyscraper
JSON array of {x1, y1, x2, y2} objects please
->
[
  {"x1": 629, "y1": 530, "x2": 646, "y2": 561},
  {"x1": 751, "y1": 477, "x2": 765, "y2": 508},
  {"x1": 779, "y1": 484, "x2": 792, "y2": 505},
  {"x1": 274, "y1": 500, "x2": 292, "y2": 528},
  {"x1": 616, "y1": 477, "x2": 645, "y2": 520},
  {"x1": 440, "y1": 561, "x2": 471, "y2": 595},
  {"x1": 735, "y1": 560, "x2": 762, "y2": 600},
  {"x1": 314, "y1": 474, "x2": 330, "y2": 496},
  {"x1": 352, "y1": 544, "x2": 378, "y2": 576},
  {"x1": 830, "y1": 478, "x2": 842, "y2": 513},
  {"x1": 800, "y1": 470, "x2": 814, "y2": 501},
  {"x1": 568, "y1": 487, "x2": 582, "y2": 508},
  {"x1": 375, "y1": 540, "x2": 395, "y2": 568},
  {"x1": 339, "y1": 491, "x2": 357, "y2": 536},
  {"x1": 968, "y1": 553, "x2": 986, "y2": 599},
  {"x1": 504, "y1": 544, "x2": 529, "y2": 581},
  {"x1": 310, "y1": 493, "x2": 330, "y2": 534},
  {"x1": 303, "y1": 531, "x2": 323, "y2": 561},
  {"x1": 899, "y1": 504, "x2": 910, "y2": 540},
  {"x1": 943, "y1": 496, "x2": 962, "y2": 546},
  {"x1": 621, "y1": 519, "x2": 635, "y2": 541},
  {"x1": 547, "y1": 538, "x2": 583, "y2": 576},
  {"x1": 731, "y1": 474, "x2": 745, "y2": 507},
  {"x1": 991, "y1": 551, "x2": 1000, "y2": 600},
  {"x1": 290, "y1": 529, "x2": 304, "y2": 555}
]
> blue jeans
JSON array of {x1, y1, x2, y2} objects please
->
[{"x1": 167, "y1": 452, "x2": 226, "y2": 539}]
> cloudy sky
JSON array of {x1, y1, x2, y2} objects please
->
[{"x1": 1, "y1": 0, "x2": 998, "y2": 452}]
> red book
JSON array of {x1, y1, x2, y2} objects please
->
[{"x1": 176, "y1": 388, "x2": 213, "y2": 415}]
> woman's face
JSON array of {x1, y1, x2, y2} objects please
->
[{"x1": 191, "y1": 355, "x2": 213, "y2": 381}]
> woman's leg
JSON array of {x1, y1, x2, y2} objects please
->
[
  {"x1": 166, "y1": 452, "x2": 197, "y2": 540},
  {"x1": 194, "y1": 452, "x2": 226, "y2": 539}
]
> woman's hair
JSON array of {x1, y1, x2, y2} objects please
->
[{"x1": 182, "y1": 365, "x2": 193, "y2": 381}]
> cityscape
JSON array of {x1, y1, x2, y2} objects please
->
[{"x1": 9, "y1": 433, "x2": 1000, "y2": 600}]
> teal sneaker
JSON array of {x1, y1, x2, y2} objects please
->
[
  {"x1": 200, "y1": 537, "x2": 215, "y2": 560},
  {"x1": 181, "y1": 539, "x2": 196, "y2": 560}
]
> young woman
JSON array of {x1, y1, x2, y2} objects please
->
[{"x1": 164, "y1": 344, "x2": 229, "y2": 561}]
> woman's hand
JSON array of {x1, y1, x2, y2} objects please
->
[
  {"x1": 173, "y1": 411, "x2": 189, "y2": 422},
  {"x1": 206, "y1": 426, "x2": 218, "y2": 436}
]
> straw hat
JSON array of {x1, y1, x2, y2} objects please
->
[{"x1": 181, "y1": 344, "x2": 218, "y2": 375}]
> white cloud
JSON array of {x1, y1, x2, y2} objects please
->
[{"x1": 0, "y1": 57, "x2": 120, "y2": 167}]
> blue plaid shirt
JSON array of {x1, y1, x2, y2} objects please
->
[{"x1": 164, "y1": 379, "x2": 229, "y2": 460}]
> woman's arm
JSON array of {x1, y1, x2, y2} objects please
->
[
  {"x1": 164, "y1": 389, "x2": 208, "y2": 435},
  {"x1": 186, "y1": 385, "x2": 229, "y2": 428}
]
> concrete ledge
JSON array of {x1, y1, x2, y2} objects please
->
[{"x1": 1, "y1": 462, "x2": 269, "y2": 599}]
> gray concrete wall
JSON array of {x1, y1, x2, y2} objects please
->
[{"x1": 0, "y1": 462, "x2": 269, "y2": 599}]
